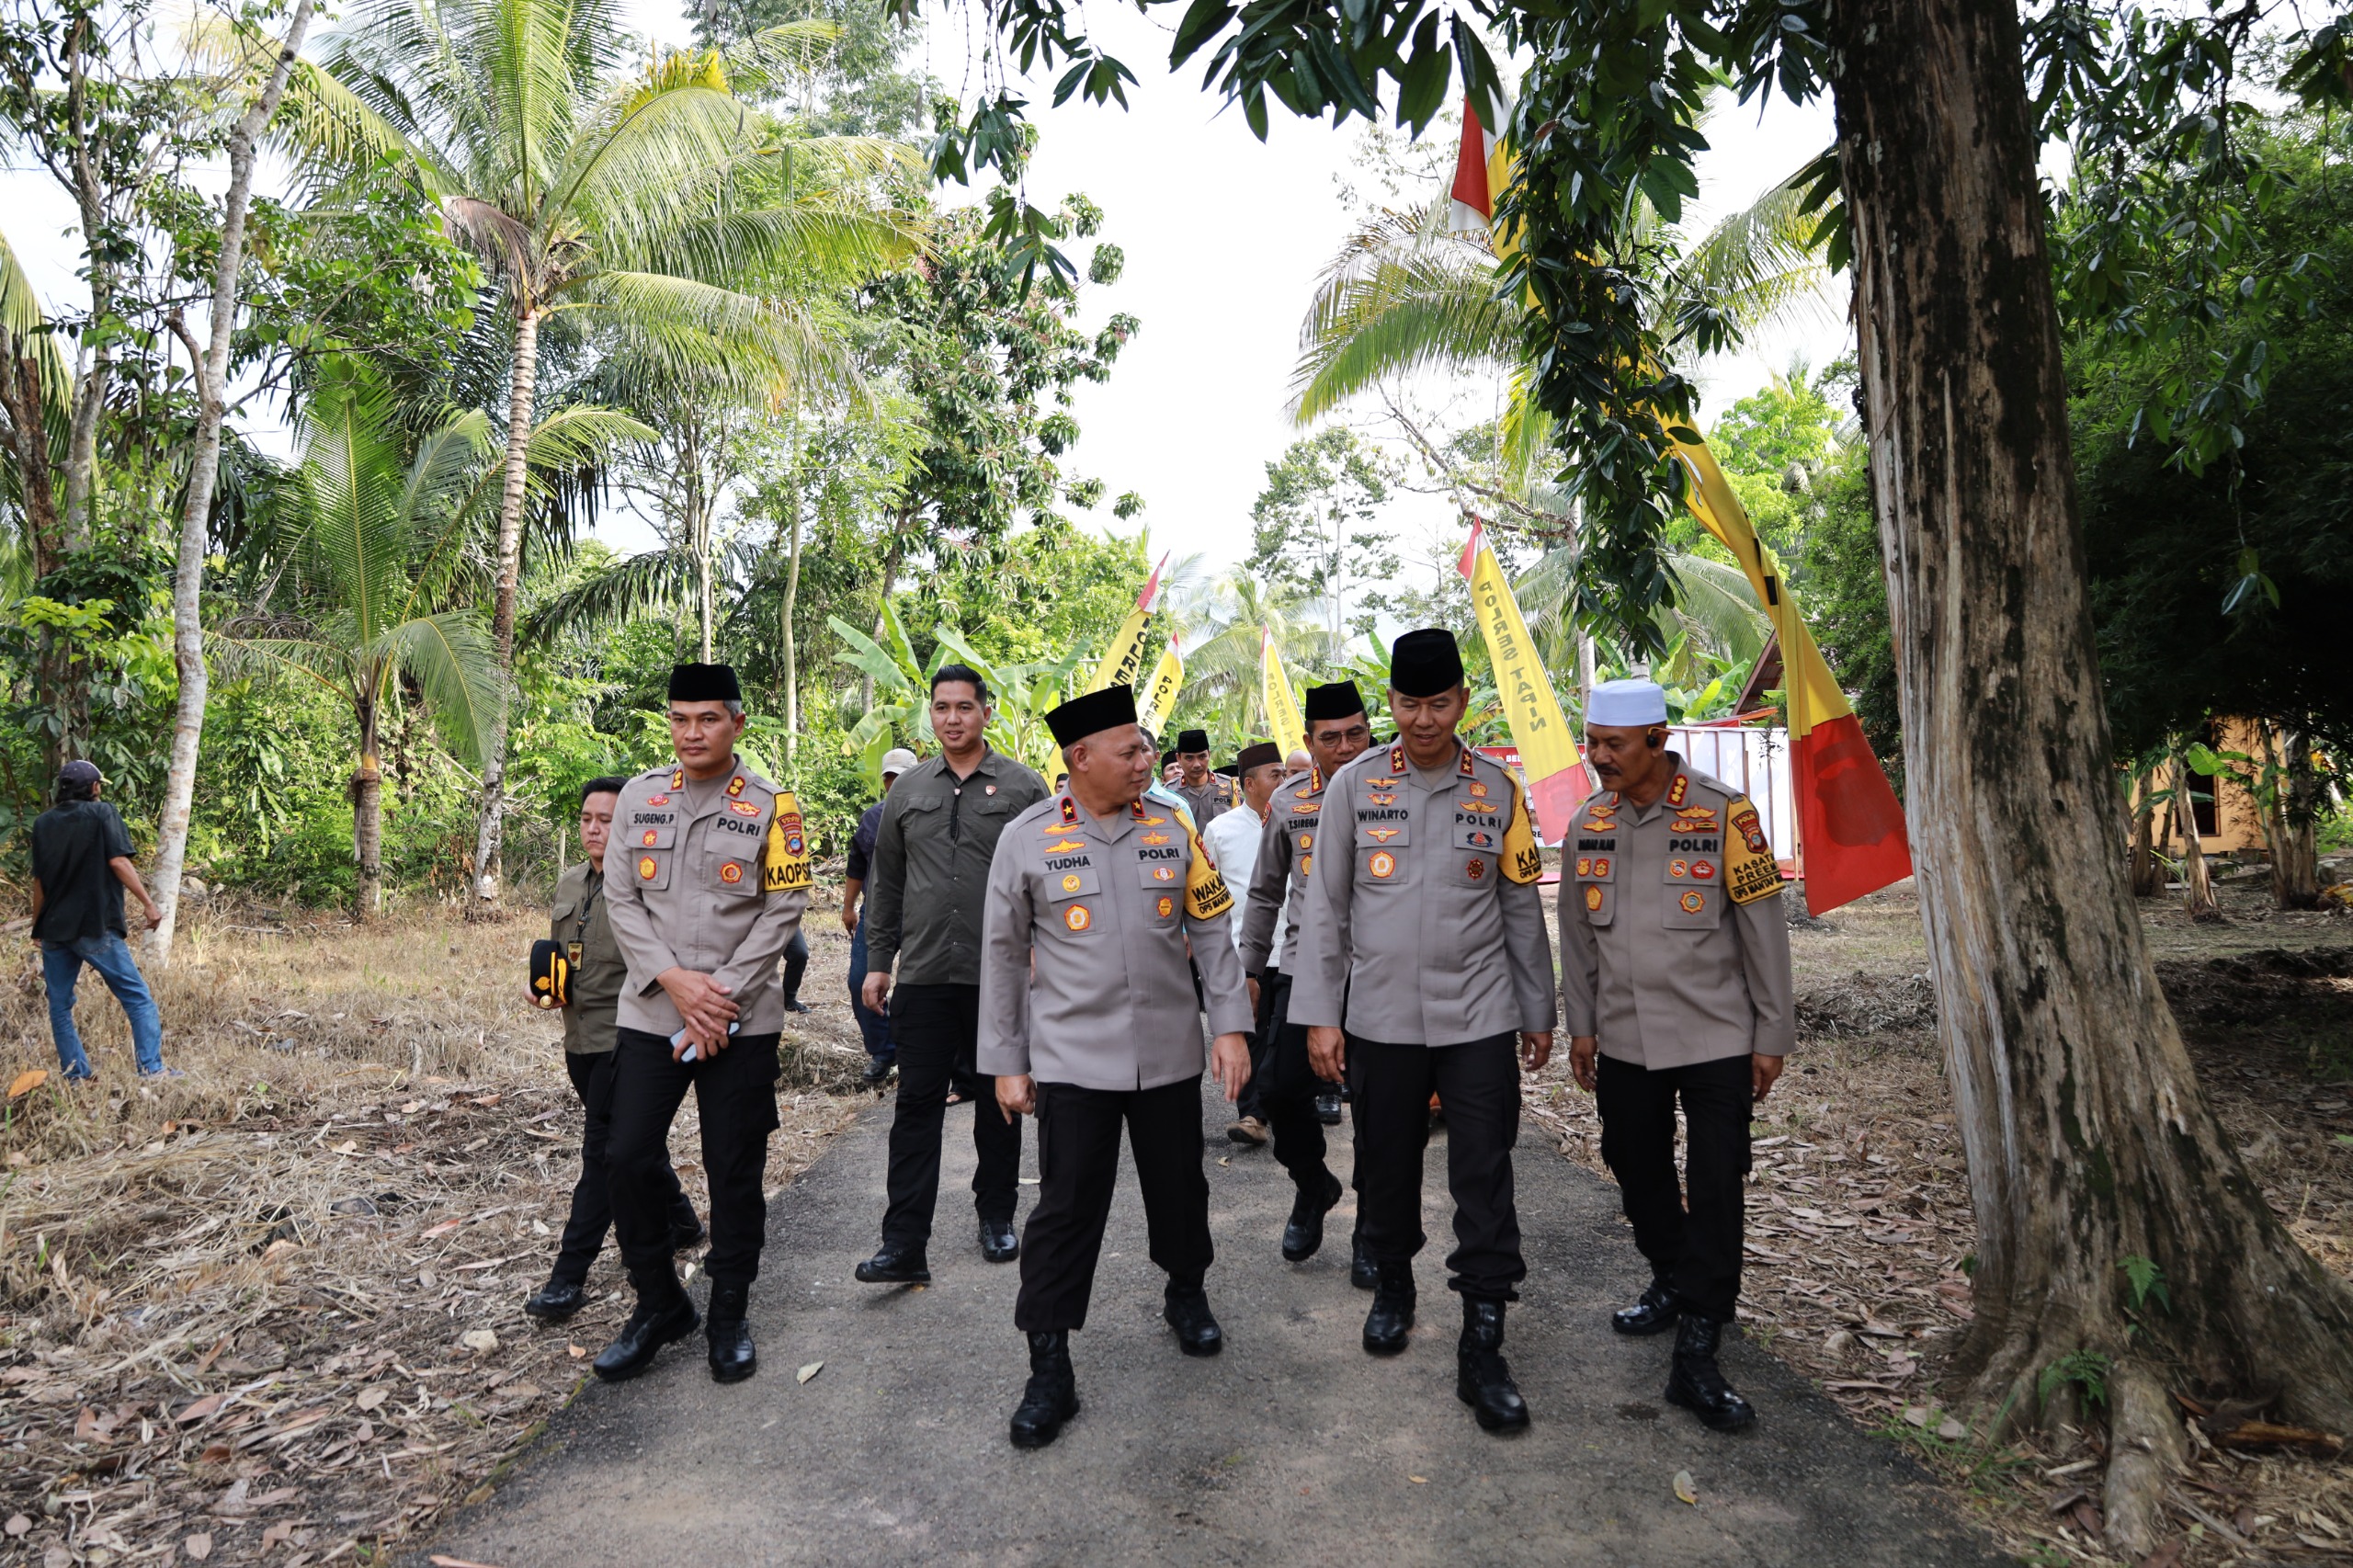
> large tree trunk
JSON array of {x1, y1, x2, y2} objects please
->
[
  {"x1": 1828, "y1": 0, "x2": 2353, "y2": 1551},
  {"x1": 2175, "y1": 753, "x2": 2219, "y2": 922},
  {"x1": 468, "y1": 305, "x2": 540, "y2": 918},
  {"x1": 353, "y1": 692, "x2": 382, "y2": 922},
  {"x1": 150, "y1": 0, "x2": 317, "y2": 970}
]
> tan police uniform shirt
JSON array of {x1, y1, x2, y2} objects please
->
[
  {"x1": 602, "y1": 758, "x2": 813, "y2": 1038},
  {"x1": 1287, "y1": 741, "x2": 1558, "y2": 1046},
  {"x1": 1174, "y1": 774, "x2": 1236, "y2": 832},
  {"x1": 550, "y1": 861, "x2": 624, "y2": 1054},
  {"x1": 1557, "y1": 756, "x2": 1797, "y2": 1067},
  {"x1": 976, "y1": 790, "x2": 1256, "y2": 1091},
  {"x1": 1237, "y1": 765, "x2": 1329, "y2": 976}
]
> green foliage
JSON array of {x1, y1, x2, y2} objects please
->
[
  {"x1": 1246, "y1": 428, "x2": 1401, "y2": 640},
  {"x1": 2119, "y1": 1255, "x2": 2171, "y2": 1317},
  {"x1": 2038, "y1": 1349, "x2": 2112, "y2": 1413}
]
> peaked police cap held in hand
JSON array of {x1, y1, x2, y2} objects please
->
[
  {"x1": 1388, "y1": 628, "x2": 1465, "y2": 697},
  {"x1": 668, "y1": 663, "x2": 742, "y2": 703},
  {"x1": 1046, "y1": 684, "x2": 1139, "y2": 748}
]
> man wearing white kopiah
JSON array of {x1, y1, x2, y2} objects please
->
[{"x1": 1560, "y1": 677, "x2": 1796, "y2": 1434}]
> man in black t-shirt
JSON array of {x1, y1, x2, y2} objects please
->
[{"x1": 29, "y1": 762, "x2": 175, "y2": 1080}]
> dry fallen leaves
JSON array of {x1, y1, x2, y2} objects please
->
[
  {"x1": 796, "y1": 1361, "x2": 824, "y2": 1385},
  {"x1": 1673, "y1": 1471, "x2": 1699, "y2": 1506},
  {"x1": 8, "y1": 1068, "x2": 47, "y2": 1098}
]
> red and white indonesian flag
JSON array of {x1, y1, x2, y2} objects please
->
[{"x1": 1449, "y1": 88, "x2": 1516, "y2": 246}]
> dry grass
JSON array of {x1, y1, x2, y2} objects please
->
[
  {"x1": 0, "y1": 887, "x2": 872, "y2": 1566},
  {"x1": 1531, "y1": 873, "x2": 2353, "y2": 1568}
]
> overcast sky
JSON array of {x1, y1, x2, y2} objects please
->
[{"x1": 0, "y1": 3, "x2": 1851, "y2": 581}]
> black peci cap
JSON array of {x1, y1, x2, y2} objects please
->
[
  {"x1": 668, "y1": 663, "x2": 742, "y2": 703},
  {"x1": 1302, "y1": 680, "x2": 1366, "y2": 722},
  {"x1": 1175, "y1": 728, "x2": 1211, "y2": 754},
  {"x1": 1047, "y1": 685, "x2": 1139, "y2": 748},
  {"x1": 1388, "y1": 629, "x2": 1465, "y2": 698},
  {"x1": 1236, "y1": 741, "x2": 1283, "y2": 771}
]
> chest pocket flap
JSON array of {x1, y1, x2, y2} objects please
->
[
  {"x1": 1355, "y1": 812, "x2": 1410, "y2": 849},
  {"x1": 1136, "y1": 854, "x2": 1186, "y2": 892},
  {"x1": 1450, "y1": 815, "x2": 1504, "y2": 854},
  {"x1": 628, "y1": 818, "x2": 676, "y2": 851}
]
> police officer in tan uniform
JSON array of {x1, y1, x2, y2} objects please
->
[
  {"x1": 1562, "y1": 678, "x2": 1795, "y2": 1433},
  {"x1": 1288, "y1": 629, "x2": 1556, "y2": 1435},
  {"x1": 1237, "y1": 681, "x2": 1373, "y2": 1274},
  {"x1": 1171, "y1": 727, "x2": 1237, "y2": 828},
  {"x1": 596, "y1": 663, "x2": 813, "y2": 1386},
  {"x1": 978, "y1": 685, "x2": 1255, "y2": 1449}
]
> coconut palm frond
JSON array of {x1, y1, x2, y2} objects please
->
[
  {"x1": 386, "y1": 609, "x2": 505, "y2": 764},
  {"x1": 524, "y1": 546, "x2": 694, "y2": 643},
  {"x1": 0, "y1": 224, "x2": 69, "y2": 417}
]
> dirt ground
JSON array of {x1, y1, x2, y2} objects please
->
[
  {"x1": 1529, "y1": 869, "x2": 2353, "y2": 1568},
  {"x1": 5, "y1": 867, "x2": 2352, "y2": 1567}
]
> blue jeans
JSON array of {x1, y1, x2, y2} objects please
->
[
  {"x1": 41, "y1": 934, "x2": 165, "y2": 1077},
  {"x1": 847, "y1": 922, "x2": 894, "y2": 1063}
]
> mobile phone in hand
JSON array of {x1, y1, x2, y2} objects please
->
[{"x1": 668, "y1": 1020, "x2": 739, "y2": 1062}]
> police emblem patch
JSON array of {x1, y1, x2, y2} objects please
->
[
  {"x1": 720, "y1": 861, "x2": 744, "y2": 884},
  {"x1": 1468, "y1": 781, "x2": 1489, "y2": 798},
  {"x1": 1064, "y1": 904, "x2": 1092, "y2": 931},
  {"x1": 1670, "y1": 859, "x2": 1688, "y2": 879},
  {"x1": 1467, "y1": 858, "x2": 1486, "y2": 881},
  {"x1": 638, "y1": 856, "x2": 658, "y2": 881},
  {"x1": 1152, "y1": 866, "x2": 1176, "y2": 882},
  {"x1": 642, "y1": 828, "x2": 660, "y2": 846},
  {"x1": 1298, "y1": 832, "x2": 1313, "y2": 849},
  {"x1": 1585, "y1": 884, "x2": 1604, "y2": 911},
  {"x1": 1692, "y1": 859, "x2": 1716, "y2": 880},
  {"x1": 728, "y1": 800, "x2": 760, "y2": 817},
  {"x1": 646, "y1": 794, "x2": 670, "y2": 807},
  {"x1": 1062, "y1": 872, "x2": 1083, "y2": 892},
  {"x1": 1156, "y1": 895, "x2": 1175, "y2": 918},
  {"x1": 1367, "y1": 827, "x2": 1401, "y2": 843},
  {"x1": 1576, "y1": 856, "x2": 1592, "y2": 876},
  {"x1": 785, "y1": 832, "x2": 804, "y2": 856},
  {"x1": 1300, "y1": 854, "x2": 1313, "y2": 877},
  {"x1": 1369, "y1": 851, "x2": 1397, "y2": 879},
  {"x1": 1140, "y1": 832, "x2": 1170, "y2": 845},
  {"x1": 1680, "y1": 891, "x2": 1707, "y2": 914},
  {"x1": 1593, "y1": 858, "x2": 1611, "y2": 877}
]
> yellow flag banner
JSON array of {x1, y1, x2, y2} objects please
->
[
  {"x1": 1087, "y1": 551, "x2": 1168, "y2": 694},
  {"x1": 1455, "y1": 520, "x2": 1589, "y2": 843},
  {"x1": 1140, "y1": 635, "x2": 1185, "y2": 736},
  {"x1": 1670, "y1": 437, "x2": 1911, "y2": 914},
  {"x1": 1259, "y1": 630, "x2": 1306, "y2": 753}
]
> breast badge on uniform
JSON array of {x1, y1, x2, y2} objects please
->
[
  {"x1": 1467, "y1": 858, "x2": 1486, "y2": 881},
  {"x1": 1576, "y1": 856, "x2": 1592, "y2": 876},
  {"x1": 1468, "y1": 780, "x2": 1489, "y2": 798},
  {"x1": 1670, "y1": 859, "x2": 1688, "y2": 879},
  {"x1": 1156, "y1": 895, "x2": 1175, "y2": 918},
  {"x1": 645, "y1": 794, "x2": 670, "y2": 807},
  {"x1": 1044, "y1": 837, "x2": 1086, "y2": 852},
  {"x1": 1366, "y1": 826, "x2": 1401, "y2": 844},
  {"x1": 1585, "y1": 884, "x2": 1604, "y2": 911},
  {"x1": 641, "y1": 828, "x2": 660, "y2": 847},
  {"x1": 1692, "y1": 859, "x2": 1716, "y2": 880},
  {"x1": 1061, "y1": 872, "x2": 1084, "y2": 892},
  {"x1": 1064, "y1": 904, "x2": 1093, "y2": 931},
  {"x1": 1298, "y1": 832, "x2": 1313, "y2": 849},
  {"x1": 1300, "y1": 854, "x2": 1313, "y2": 877},
  {"x1": 728, "y1": 800, "x2": 760, "y2": 817},
  {"x1": 1150, "y1": 865, "x2": 1177, "y2": 883},
  {"x1": 638, "y1": 856, "x2": 659, "y2": 881},
  {"x1": 1140, "y1": 831, "x2": 1170, "y2": 846},
  {"x1": 1369, "y1": 851, "x2": 1398, "y2": 879},
  {"x1": 1680, "y1": 891, "x2": 1707, "y2": 913},
  {"x1": 1592, "y1": 857, "x2": 1611, "y2": 877},
  {"x1": 720, "y1": 861, "x2": 745, "y2": 884}
]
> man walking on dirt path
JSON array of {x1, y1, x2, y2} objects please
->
[
  {"x1": 1288, "y1": 630, "x2": 1555, "y2": 1436},
  {"x1": 29, "y1": 760, "x2": 176, "y2": 1082},
  {"x1": 857, "y1": 668, "x2": 1048, "y2": 1284},
  {"x1": 1562, "y1": 678, "x2": 1794, "y2": 1434},
  {"x1": 979, "y1": 684, "x2": 1256, "y2": 1449},
  {"x1": 843, "y1": 748, "x2": 916, "y2": 1089},
  {"x1": 521, "y1": 776, "x2": 705, "y2": 1326},
  {"x1": 1239, "y1": 681, "x2": 1375, "y2": 1281},
  {"x1": 592, "y1": 663, "x2": 813, "y2": 1387}
]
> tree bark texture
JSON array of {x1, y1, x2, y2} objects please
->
[
  {"x1": 469, "y1": 306, "x2": 539, "y2": 915},
  {"x1": 353, "y1": 695, "x2": 382, "y2": 922},
  {"x1": 2175, "y1": 754, "x2": 2218, "y2": 921},
  {"x1": 1829, "y1": 0, "x2": 2353, "y2": 1463},
  {"x1": 2129, "y1": 774, "x2": 2160, "y2": 899},
  {"x1": 2272, "y1": 725, "x2": 2322, "y2": 910},
  {"x1": 150, "y1": 0, "x2": 318, "y2": 969}
]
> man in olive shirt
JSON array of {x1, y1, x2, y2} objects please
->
[
  {"x1": 1563, "y1": 679, "x2": 1794, "y2": 1433},
  {"x1": 1289, "y1": 629, "x2": 1556, "y2": 1435},
  {"x1": 595, "y1": 664, "x2": 813, "y2": 1386},
  {"x1": 1170, "y1": 727, "x2": 1235, "y2": 829},
  {"x1": 858, "y1": 666, "x2": 1049, "y2": 1282},
  {"x1": 980, "y1": 684, "x2": 1255, "y2": 1449},
  {"x1": 522, "y1": 778, "x2": 703, "y2": 1325}
]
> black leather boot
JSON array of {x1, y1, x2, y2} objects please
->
[
  {"x1": 1362, "y1": 1260, "x2": 1415, "y2": 1355},
  {"x1": 522, "y1": 1277, "x2": 585, "y2": 1323},
  {"x1": 592, "y1": 1272, "x2": 699, "y2": 1382},
  {"x1": 1612, "y1": 1276, "x2": 1685, "y2": 1336},
  {"x1": 669, "y1": 1208, "x2": 708, "y2": 1253},
  {"x1": 1665, "y1": 1314, "x2": 1757, "y2": 1432},
  {"x1": 705, "y1": 1280, "x2": 756, "y2": 1384},
  {"x1": 1281, "y1": 1171, "x2": 1344, "y2": 1263},
  {"x1": 1163, "y1": 1283, "x2": 1224, "y2": 1357},
  {"x1": 1456, "y1": 1298, "x2": 1529, "y2": 1432},
  {"x1": 979, "y1": 1218, "x2": 1019, "y2": 1263},
  {"x1": 854, "y1": 1245, "x2": 931, "y2": 1284},
  {"x1": 1349, "y1": 1231, "x2": 1378, "y2": 1290},
  {"x1": 1009, "y1": 1330, "x2": 1079, "y2": 1449}
]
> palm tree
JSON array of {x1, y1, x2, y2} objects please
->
[{"x1": 291, "y1": 0, "x2": 921, "y2": 908}]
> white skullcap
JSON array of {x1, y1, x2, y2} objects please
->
[
  {"x1": 1587, "y1": 678, "x2": 1668, "y2": 727},
  {"x1": 881, "y1": 747, "x2": 919, "y2": 776}
]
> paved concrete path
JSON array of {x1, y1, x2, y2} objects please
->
[{"x1": 416, "y1": 1086, "x2": 2006, "y2": 1567}]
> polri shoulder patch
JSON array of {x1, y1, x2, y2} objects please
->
[{"x1": 1722, "y1": 796, "x2": 1780, "y2": 904}]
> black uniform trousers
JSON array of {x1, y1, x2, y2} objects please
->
[
  {"x1": 881, "y1": 983, "x2": 1021, "y2": 1254},
  {"x1": 1014, "y1": 1075, "x2": 1214, "y2": 1333},
  {"x1": 608, "y1": 1026, "x2": 781, "y2": 1289},
  {"x1": 551, "y1": 1049, "x2": 699, "y2": 1285},
  {"x1": 1249, "y1": 970, "x2": 1331, "y2": 1191},
  {"x1": 1351, "y1": 1031, "x2": 1525, "y2": 1301},
  {"x1": 1596, "y1": 1051, "x2": 1751, "y2": 1322}
]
